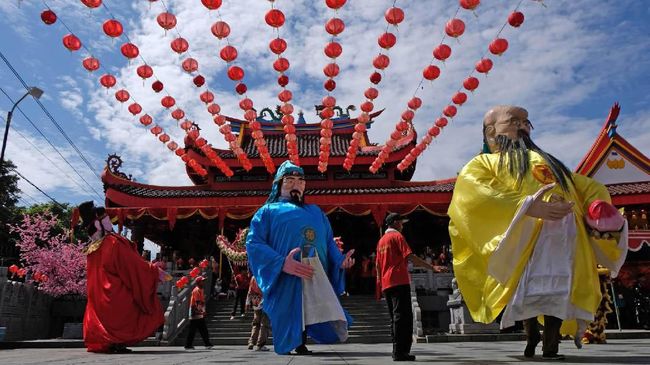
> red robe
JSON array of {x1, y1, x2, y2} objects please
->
[{"x1": 83, "y1": 233, "x2": 164, "y2": 352}]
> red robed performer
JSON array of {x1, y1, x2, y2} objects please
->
[{"x1": 76, "y1": 201, "x2": 168, "y2": 353}]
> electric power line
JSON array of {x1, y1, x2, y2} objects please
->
[
  {"x1": 9, "y1": 168, "x2": 66, "y2": 209},
  {"x1": 0, "y1": 87, "x2": 104, "y2": 199},
  {"x1": 0, "y1": 50, "x2": 102, "y2": 181}
]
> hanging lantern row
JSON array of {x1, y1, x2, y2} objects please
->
[
  {"x1": 148, "y1": 4, "x2": 252, "y2": 169},
  {"x1": 318, "y1": 0, "x2": 349, "y2": 173},
  {"x1": 265, "y1": 3, "x2": 300, "y2": 165},
  {"x1": 397, "y1": 9, "x2": 525, "y2": 172},
  {"x1": 343, "y1": 4, "x2": 404, "y2": 171},
  {"x1": 142, "y1": 119, "x2": 208, "y2": 177},
  {"x1": 185, "y1": 127, "x2": 234, "y2": 177},
  {"x1": 189, "y1": 4, "x2": 274, "y2": 174}
]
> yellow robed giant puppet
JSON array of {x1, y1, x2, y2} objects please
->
[{"x1": 448, "y1": 105, "x2": 628, "y2": 360}]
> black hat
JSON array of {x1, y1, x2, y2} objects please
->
[
  {"x1": 78, "y1": 201, "x2": 96, "y2": 228},
  {"x1": 385, "y1": 212, "x2": 408, "y2": 226}
]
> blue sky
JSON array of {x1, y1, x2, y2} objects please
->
[{"x1": 1, "y1": 0, "x2": 649, "y2": 209}]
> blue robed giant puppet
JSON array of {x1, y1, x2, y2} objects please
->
[{"x1": 246, "y1": 160, "x2": 355, "y2": 355}]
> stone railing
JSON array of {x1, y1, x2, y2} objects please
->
[
  {"x1": 160, "y1": 269, "x2": 212, "y2": 345},
  {"x1": 410, "y1": 271, "x2": 454, "y2": 337}
]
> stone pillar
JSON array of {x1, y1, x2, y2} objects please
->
[{"x1": 447, "y1": 278, "x2": 500, "y2": 334}]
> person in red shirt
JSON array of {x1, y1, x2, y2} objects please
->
[
  {"x1": 375, "y1": 213, "x2": 445, "y2": 362},
  {"x1": 230, "y1": 270, "x2": 251, "y2": 319},
  {"x1": 185, "y1": 276, "x2": 213, "y2": 350}
]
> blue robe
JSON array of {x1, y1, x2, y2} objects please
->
[{"x1": 246, "y1": 200, "x2": 350, "y2": 354}]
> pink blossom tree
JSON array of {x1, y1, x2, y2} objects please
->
[{"x1": 9, "y1": 211, "x2": 86, "y2": 297}]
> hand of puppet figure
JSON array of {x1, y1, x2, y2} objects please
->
[
  {"x1": 158, "y1": 268, "x2": 172, "y2": 282},
  {"x1": 282, "y1": 247, "x2": 314, "y2": 279},
  {"x1": 341, "y1": 249, "x2": 356, "y2": 269},
  {"x1": 526, "y1": 183, "x2": 574, "y2": 220}
]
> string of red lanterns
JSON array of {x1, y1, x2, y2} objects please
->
[
  {"x1": 204, "y1": 6, "x2": 275, "y2": 174},
  {"x1": 343, "y1": 3, "x2": 405, "y2": 171},
  {"x1": 42, "y1": 2, "x2": 223, "y2": 178},
  {"x1": 151, "y1": 1, "x2": 253, "y2": 172},
  {"x1": 317, "y1": 0, "x2": 348, "y2": 173},
  {"x1": 397, "y1": 3, "x2": 527, "y2": 172},
  {"x1": 265, "y1": 1, "x2": 300, "y2": 166}
]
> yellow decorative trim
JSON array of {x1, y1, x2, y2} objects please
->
[
  {"x1": 606, "y1": 158, "x2": 625, "y2": 169},
  {"x1": 82, "y1": 238, "x2": 104, "y2": 255}
]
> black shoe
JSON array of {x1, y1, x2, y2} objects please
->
[
  {"x1": 542, "y1": 353, "x2": 565, "y2": 360},
  {"x1": 114, "y1": 346, "x2": 132, "y2": 354},
  {"x1": 184, "y1": 346, "x2": 195, "y2": 350},
  {"x1": 524, "y1": 335, "x2": 541, "y2": 358},
  {"x1": 393, "y1": 354, "x2": 416, "y2": 361},
  {"x1": 295, "y1": 344, "x2": 313, "y2": 355}
]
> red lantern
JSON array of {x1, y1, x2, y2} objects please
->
[
  {"x1": 140, "y1": 114, "x2": 152, "y2": 126},
  {"x1": 175, "y1": 148, "x2": 186, "y2": 156},
  {"x1": 159, "y1": 134, "x2": 170, "y2": 143},
  {"x1": 8, "y1": 265, "x2": 18, "y2": 274},
  {"x1": 182, "y1": 58, "x2": 199, "y2": 73},
  {"x1": 408, "y1": 97, "x2": 422, "y2": 110},
  {"x1": 193, "y1": 75, "x2": 205, "y2": 87},
  {"x1": 385, "y1": 7, "x2": 405, "y2": 25},
  {"x1": 171, "y1": 108, "x2": 185, "y2": 120},
  {"x1": 265, "y1": 9, "x2": 285, "y2": 27},
  {"x1": 81, "y1": 0, "x2": 102, "y2": 8},
  {"x1": 369, "y1": 72, "x2": 382, "y2": 84},
  {"x1": 136, "y1": 65, "x2": 153, "y2": 80},
  {"x1": 489, "y1": 38, "x2": 509, "y2": 56},
  {"x1": 167, "y1": 141, "x2": 178, "y2": 151},
  {"x1": 463, "y1": 76, "x2": 479, "y2": 91},
  {"x1": 401, "y1": 110, "x2": 415, "y2": 121},
  {"x1": 99, "y1": 74, "x2": 116, "y2": 88},
  {"x1": 181, "y1": 120, "x2": 193, "y2": 130},
  {"x1": 428, "y1": 126, "x2": 440, "y2": 137},
  {"x1": 443, "y1": 105, "x2": 457, "y2": 118},
  {"x1": 120, "y1": 43, "x2": 139, "y2": 59},
  {"x1": 270, "y1": 38, "x2": 287, "y2": 54},
  {"x1": 508, "y1": 11, "x2": 525, "y2": 27},
  {"x1": 62, "y1": 34, "x2": 81, "y2": 51},
  {"x1": 373, "y1": 54, "x2": 390, "y2": 70},
  {"x1": 433, "y1": 44, "x2": 451, "y2": 61},
  {"x1": 171, "y1": 37, "x2": 189, "y2": 54},
  {"x1": 220, "y1": 45, "x2": 238, "y2": 62},
  {"x1": 325, "y1": 18, "x2": 345, "y2": 35},
  {"x1": 114, "y1": 89, "x2": 130, "y2": 103},
  {"x1": 325, "y1": 0, "x2": 346, "y2": 10},
  {"x1": 152, "y1": 80, "x2": 164, "y2": 92},
  {"x1": 236, "y1": 82, "x2": 248, "y2": 94},
  {"x1": 157, "y1": 12, "x2": 177, "y2": 30},
  {"x1": 211, "y1": 21, "x2": 230, "y2": 39},
  {"x1": 273, "y1": 58, "x2": 290, "y2": 72},
  {"x1": 151, "y1": 125, "x2": 163, "y2": 135},
  {"x1": 41, "y1": 10, "x2": 57, "y2": 25},
  {"x1": 82, "y1": 57, "x2": 100, "y2": 72},
  {"x1": 239, "y1": 98, "x2": 254, "y2": 110},
  {"x1": 323, "y1": 63, "x2": 340, "y2": 77},
  {"x1": 364, "y1": 87, "x2": 379, "y2": 100},
  {"x1": 324, "y1": 42, "x2": 342, "y2": 58},
  {"x1": 460, "y1": 0, "x2": 480, "y2": 10},
  {"x1": 360, "y1": 101, "x2": 374, "y2": 113},
  {"x1": 227, "y1": 66, "x2": 244, "y2": 81},
  {"x1": 201, "y1": 0, "x2": 222, "y2": 10},
  {"x1": 200, "y1": 91, "x2": 214, "y2": 104},
  {"x1": 207, "y1": 103, "x2": 221, "y2": 115},
  {"x1": 128, "y1": 103, "x2": 142, "y2": 115},
  {"x1": 103, "y1": 19, "x2": 123, "y2": 38},
  {"x1": 322, "y1": 95, "x2": 336, "y2": 107},
  {"x1": 452, "y1": 92, "x2": 467, "y2": 105},
  {"x1": 324, "y1": 79, "x2": 336, "y2": 91},
  {"x1": 161, "y1": 96, "x2": 175, "y2": 109},
  {"x1": 445, "y1": 18, "x2": 465, "y2": 38},
  {"x1": 422, "y1": 65, "x2": 441, "y2": 80},
  {"x1": 435, "y1": 117, "x2": 448, "y2": 128},
  {"x1": 378, "y1": 32, "x2": 397, "y2": 49},
  {"x1": 278, "y1": 90, "x2": 292, "y2": 102},
  {"x1": 475, "y1": 58, "x2": 493, "y2": 74}
]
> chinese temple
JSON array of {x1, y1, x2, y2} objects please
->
[{"x1": 102, "y1": 103, "x2": 649, "y2": 285}]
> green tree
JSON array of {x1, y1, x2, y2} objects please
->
[{"x1": 0, "y1": 160, "x2": 21, "y2": 265}]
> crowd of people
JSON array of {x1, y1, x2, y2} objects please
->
[{"x1": 73, "y1": 104, "x2": 634, "y2": 362}]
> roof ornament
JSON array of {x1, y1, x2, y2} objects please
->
[{"x1": 106, "y1": 154, "x2": 132, "y2": 181}]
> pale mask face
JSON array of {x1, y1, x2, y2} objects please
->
[
  {"x1": 99, "y1": 214, "x2": 114, "y2": 234},
  {"x1": 484, "y1": 106, "x2": 532, "y2": 152},
  {"x1": 280, "y1": 175, "x2": 305, "y2": 201}
]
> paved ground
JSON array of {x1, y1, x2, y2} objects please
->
[{"x1": 1, "y1": 339, "x2": 649, "y2": 365}]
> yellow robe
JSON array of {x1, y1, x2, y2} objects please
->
[{"x1": 448, "y1": 151, "x2": 625, "y2": 332}]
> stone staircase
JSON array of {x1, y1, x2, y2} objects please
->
[{"x1": 178, "y1": 294, "x2": 392, "y2": 346}]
